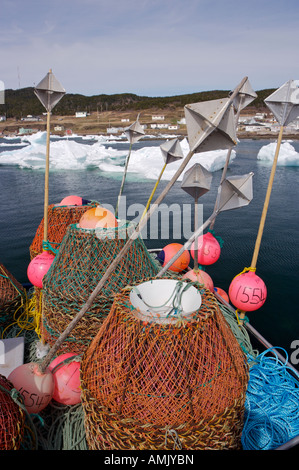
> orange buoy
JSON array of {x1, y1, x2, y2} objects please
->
[
  {"x1": 8, "y1": 363, "x2": 54, "y2": 414},
  {"x1": 79, "y1": 206, "x2": 118, "y2": 229},
  {"x1": 27, "y1": 251, "x2": 55, "y2": 288},
  {"x1": 190, "y1": 232, "x2": 221, "y2": 265},
  {"x1": 228, "y1": 271, "x2": 267, "y2": 312},
  {"x1": 59, "y1": 195, "x2": 83, "y2": 206},
  {"x1": 183, "y1": 268, "x2": 214, "y2": 292},
  {"x1": 49, "y1": 353, "x2": 81, "y2": 405},
  {"x1": 157, "y1": 243, "x2": 190, "y2": 272},
  {"x1": 214, "y1": 287, "x2": 229, "y2": 303}
]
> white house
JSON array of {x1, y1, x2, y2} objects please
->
[
  {"x1": 75, "y1": 111, "x2": 87, "y2": 118},
  {"x1": 152, "y1": 115, "x2": 165, "y2": 121}
]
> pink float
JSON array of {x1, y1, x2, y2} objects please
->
[
  {"x1": 158, "y1": 243, "x2": 190, "y2": 273},
  {"x1": 49, "y1": 353, "x2": 81, "y2": 405},
  {"x1": 183, "y1": 268, "x2": 214, "y2": 292},
  {"x1": 8, "y1": 363, "x2": 54, "y2": 414},
  {"x1": 190, "y1": 232, "x2": 221, "y2": 265},
  {"x1": 27, "y1": 251, "x2": 55, "y2": 288},
  {"x1": 228, "y1": 271, "x2": 267, "y2": 312},
  {"x1": 59, "y1": 195, "x2": 83, "y2": 206}
]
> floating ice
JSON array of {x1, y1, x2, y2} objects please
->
[
  {"x1": 0, "y1": 132, "x2": 236, "y2": 180},
  {"x1": 257, "y1": 141, "x2": 299, "y2": 166}
]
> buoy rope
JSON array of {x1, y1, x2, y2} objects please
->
[
  {"x1": 242, "y1": 347, "x2": 299, "y2": 450},
  {"x1": 231, "y1": 266, "x2": 256, "y2": 281},
  {"x1": 42, "y1": 240, "x2": 59, "y2": 254}
]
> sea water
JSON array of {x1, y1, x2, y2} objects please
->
[{"x1": 0, "y1": 132, "x2": 298, "y2": 359}]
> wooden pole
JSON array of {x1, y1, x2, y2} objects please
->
[
  {"x1": 193, "y1": 197, "x2": 199, "y2": 271},
  {"x1": 43, "y1": 110, "x2": 51, "y2": 246},
  {"x1": 209, "y1": 94, "x2": 245, "y2": 230},
  {"x1": 238, "y1": 124, "x2": 284, "y2": 325},
  {"x1": 115, "y1": 142, "x2": 132, "y2": 218},
  {"x1": 141, "y1": 162, "x2": 167, "y2": 220},
  {"x1": 38, "y1": 77, "x2": 248, "y2": 372},
  {"x1": 250, "y1": 125, "x2": 284, "y2": 269}
]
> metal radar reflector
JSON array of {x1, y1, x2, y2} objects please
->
[
  {"x1": 124, "y1": 114, "x2": 145, "y2": 145},
  {"x1": 160, "y1": 138, "x2": 184, "y2": 164},
  {"x1": 264, "y1": 79, "x2": 299, "y2": 126},
  {"x1": 184, "y1": 98, "x2": 237, "y2": 154},
  {"x1": 217, "y1": 173, "x2": 254, "y2": 212},
  {"x1": 181, "y1": 163, "x2": 212, "y2": 200},
  {"x1": 34, "y1": 70, "x2": 65, "y2": 112}
]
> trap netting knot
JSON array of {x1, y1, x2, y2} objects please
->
[
  {"x1": 30, "y1": 201, "x2": 99, "y2": 259},
  {"x1": 41, "y1": 221, "x2": 160, "y2": 354},
  {"x1": 0, "y1": 264, "x2": 26, "y2": 333},
  {"x1": 0, "y1": 374, "x2": 25, "y2": 450},
  {"x1": 81, "y1": 278, "x2": 249, "y2": 450}
]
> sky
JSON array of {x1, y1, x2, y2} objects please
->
[{"x1": 0, "y1": 0, "x2": 298, "y2": 97}]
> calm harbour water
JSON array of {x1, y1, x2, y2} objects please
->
[{"x1": 0, "y1": 135, "x2": 298, "y2": 358}]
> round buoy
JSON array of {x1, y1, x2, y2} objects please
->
[
  {"x1": 79, "y1": 206, "x2": 118, "y2": 229},
  {"x1": 214, "y1": 287, "x2": 229, "y2": 303},
  {"x1": 183, "y1": 269, "x2": 214, "y2": 292},
  {"x1": 228, "y1": 271, "x2": 267, "y2": 312},
  {"x1": 49, "y1": 353, "x2": 81, "y2": 405},
  {"x1": 157, "y1": 243, "x2": 190, "y2": 272},
  {"x1": 27, "y1": 251, "x2": 55, "y2": 288},
  {"x1": 190, "y1": 232, "x2": 221, "y2": 265},
  {"x1": 8, "y1": 363, "x2": 54, "y2": 414},
  {"x1": 59, "y1": 195, "x2": 83, "y2": 206}
]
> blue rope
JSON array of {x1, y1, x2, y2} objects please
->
[{"x1": 242, "y1": 347, "x2": 299, "y2": 450}]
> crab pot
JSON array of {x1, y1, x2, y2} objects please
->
[
  {"x1": 29, "y1": 201, "x2": 99, "y2": 259},
  {"x1": 0, "y1": 374, "x2": 25, "y2": 450},
  {"x1": 0, "y1": 264, "x2": 25, "y2": 332},
  {"x1": 41, "y1": 222, "x2": 160, "y2": 354},
  {"x1": 81, "y1": 279, "x2": 249, "y2": 450}
]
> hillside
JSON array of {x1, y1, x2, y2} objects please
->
[{"x1": 0, "y1": 86, "x2": 274, "y2": 119}]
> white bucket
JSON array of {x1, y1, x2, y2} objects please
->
[{"x1": 129, "y1": 279, "x2": 202, "y2": 324}]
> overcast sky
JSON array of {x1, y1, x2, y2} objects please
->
[{"x1": 1, "y1": 0, "x2": 298, "y2": 97}]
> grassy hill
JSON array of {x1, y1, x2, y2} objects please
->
[{"x1": 0, "y1": 86, "x2": 274, "y2": 119}]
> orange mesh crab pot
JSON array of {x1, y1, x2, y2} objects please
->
[
  {"x1": 81, "y1": 279, "x2": 249, "y2": 450},
  {"x1": 29, "y1": 201, "x2": 99, "y2": 259},
  {"x1": 0, "y1": 264, "x2": 25, "y2": 332},
  {"x1": 41, "y1": 222, "x2": 160, "y2": 354},
  {"x1": 0, "y1": 374, "x2": 25, "y2": 450}
]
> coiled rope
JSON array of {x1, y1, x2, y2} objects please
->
[{"x1": 242, "y1": 347, "x2": 299, "y2": 450}]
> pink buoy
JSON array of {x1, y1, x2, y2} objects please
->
[
  {"x1": 8, "y1": 363, "x2": 54, "y2": 414},
  {"x1": 183, "y1": 269, "x2": 214, "y2": 292},
  {"x1": 59, "y1": 195, "x2": 83, "y2": 206},
  {"x1": 228, "y1": 271, "x2": 267, "y2": 312},
  {"x1": 190, "y1": 232, "x2": 221, "y2": 265},
  {"x1": 214, "y1": 287, "x2": 229, "y2": 303},
  {"x1": 27, "y1": 251, "x2": 55, "y2": 288},
  {"x1": 49, "y1": 353, "x2": 81, "y2": 405},
  {"x1": 157, "y1": 243, "x2": 190, "y2": 273}
]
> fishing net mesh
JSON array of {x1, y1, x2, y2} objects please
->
[
  {"x1": 29, "y1": 201, "x2": 99, "y2": 259},
  {"x1": 81, "y1": 281, "x2": 249, "y2": 450},
  {"x1": 41, "y1": 222, "x2": 160, "y2": 354},
  {"x1": 0, "y1": 264, "x2": 26, "y2": 333},
  {"x1": 0, "y1": 374, "x2": 25, "y2": 450}
]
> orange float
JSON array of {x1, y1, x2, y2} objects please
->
[
  {"x1": 157, "y1": 243, "x2": 190, "y2": 272},
  {"x1": 214, "y1": 287, "x2": 229, "y2": 303},
  {"x1": 79, "y1": 206, "x2": 118, "y2": 229},
  {"x1": 49, "y1": 353, "x2": 81, "y2": 405}
]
